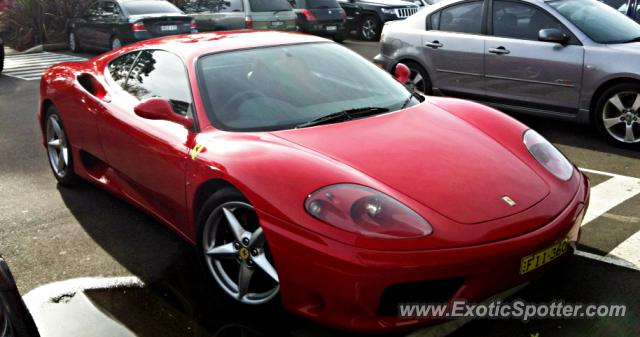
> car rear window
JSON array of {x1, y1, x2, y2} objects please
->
[
  {"x1": 306, "y1": 0, "x2": 341, "y2": 9},
  {"x1": 122, "y1": 1, "x2": 182, "y2": 15},
  {"x1": 249, "y1": 0, "x2": 292, "y2": 12}
]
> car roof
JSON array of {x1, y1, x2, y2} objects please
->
[{"x1": 121, "y1": 31, "x2": 330, "y2": 60}]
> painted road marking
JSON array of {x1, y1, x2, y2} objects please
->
[
  {"x1": 579, "y1": 168, "x2": 640, "y2": 226},
  {"x1": 1, "y1": 52, "x2": 87, "y2": 81},
  {"x1": 577, "y1": 168, "x2": 640, "y2": 272}
]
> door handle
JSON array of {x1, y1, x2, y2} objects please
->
[
  {"x1": 489, "y1": 47, "x2": 510, "y2": 55},
  {"x1": 426, "y1": 41, "x2": 443, "y2": 49}
]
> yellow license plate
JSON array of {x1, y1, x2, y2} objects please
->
[{"x1": 519, "y1": 238, "x2": 568, "y2": 275}]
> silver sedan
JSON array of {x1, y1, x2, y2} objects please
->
[{"x1": 375, "y1": 0, "x2": 640, "y2": 148}]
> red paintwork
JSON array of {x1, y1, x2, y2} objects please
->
[
  {"x1": 134, "y1": 98, "x2": 193, "y2": 128},
  {"x1": 37, "y1": 31, "x2": 590, "y2": 333}
]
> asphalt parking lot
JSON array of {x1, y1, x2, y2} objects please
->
[{"x1": 1, "y1": 37, "x2": 640, "y2": 336}]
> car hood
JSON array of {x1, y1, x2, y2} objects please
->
[{"x1": 271, "y1": 102, "x2": 549, "y2": 224}]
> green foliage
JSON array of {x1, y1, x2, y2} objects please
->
[{"x1": 0, "y1": 0, "x2": 93, "y2": 51}]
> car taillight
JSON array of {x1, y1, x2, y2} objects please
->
[
  {"x1": 245, "y1": 15, "x2": 252, "y2": 29},
  {"x1": 132, "y1": 21, "x2": 146, "y2": 31},
  {"x1": 301, "y1": 9, "x2": 316, "y2": 21},
  {"x1": 342, "y1": 11, "x2": 347, "y2": 19},
  {"x1": 190, "y1": 18, "x2": 196, "y2": 29}
]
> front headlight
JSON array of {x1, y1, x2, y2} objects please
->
[
  {"x1": 523, "y1": 130, "x2": 573, "y2": 181},
  {"x1": 305, "y1": 184, "x2": 433, "y2": 239},
  {"x1": 381, "y1": 8, "x2": 396, "y2": 14}
]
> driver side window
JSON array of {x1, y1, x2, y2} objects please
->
[
  {"x1": 492, "y1": 1, "x2": 578, "y2": 43},
  {"x1": 125, "y1": 50, "x2": 193, "y2": 116},
  {"x1": 86, "y1": 2, "x2": 103, "y2": 18}
]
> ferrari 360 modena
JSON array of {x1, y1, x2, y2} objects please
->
[{"x1": 38, "y1": 31, "x2": 590, "y2": 333}]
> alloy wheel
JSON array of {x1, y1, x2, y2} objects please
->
[
  {"x1": 407, "y1": 69, "x2": 426, "y2": 95},
  {"x1": 69, "y1": 33, "x2": 76, "y2": 51},
  {"x1": 46, "y1": 115, "x2": 69, "y2": 178},
  {"x1": 602, "y1": 91, "x2": 640, "y2": 143},
  {"x1": 361, "y1": 19, "x2": 377, "y2": 40},
  {"x1": 111, "y1": 38, "x2": 122, "y2": 51},
  {"x1": 203, "y1": 202, "x2": 279, "y2": 304}
]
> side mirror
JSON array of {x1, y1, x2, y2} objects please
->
[
  {"x1": 395, "y1": 63, "x2": 410, "y2": 84},
  {"x1": 134, "y1": 98, "x2": 194, "y2": 128},
  {"x1": 538, "y1": 28, "x2": 567, "y2": 44}
]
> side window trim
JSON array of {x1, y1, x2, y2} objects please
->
[
  {"x1": 487, "y1": 0, "x2": 582, "y2": 45},
  {"x1": 425, "y1": 0, "x2": 489, "y2": 35},
  {"x1": 104, "y1": 50, "x2": 141, "y2": 89}
]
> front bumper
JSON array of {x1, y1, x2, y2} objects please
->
[
  {"x1": 258, "y1": 172, "x2": 590, "y2": 333},
  {"x1": 374, "y1": 53, "x2": 394, "y2": 73}
]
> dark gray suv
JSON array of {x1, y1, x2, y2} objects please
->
[{"x1": 376, "y1": 0, "x2": 640, "y2": 148}]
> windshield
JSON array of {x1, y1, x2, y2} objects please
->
[
  {"x1": 122, "y1": 1, "x2": 182, "y2": 15},
  {"x1": 197, "y1": 43, "x2": 418, "y2": 132},
  {"x1": 249, "y1": 0, "x2": 292, "y2": 12},
  {"x1": 548, "y1": 0, "x2": 640, "y2": 44}
]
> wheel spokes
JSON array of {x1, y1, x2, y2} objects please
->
[
  {"x1": 48, "y1": 139, "x2": 61, "y2": 149},
  {"x1": 237, "y1": 260, "x2": 255, "y2": 300},
  {"x1": 603, "y1": 117, "x2": 624, "y2": 129},
  {"x1": 207, "y1": 242, "x2": 238, "y2": 259},
  {"x1": 223, "y1": 208, "x2": 248, "y2": 242},
  {"x1": 625, "y1": 123, "x2": 636, "y2": 142},
  {"x1": 253, "y1": 253, "x2": 279, "y2": 283},
  {"x1": 56, "y1": 151, "x2": 65, "y2": 172},
  {"x1": 248, "y1": 227, "x2": 266, "y2": 249},
  {"x1": 413, "y1": 73, "x2": 423, "y2": 86},
  {"x1": 50, "y1": 118, "x2": 62, "y2": 137},
  {"x1": 609, "y1": 94, "x2": 626, "y2": 113},
  {"x1": 631, "y1": 94, "x2": 640, "y2": 112}
]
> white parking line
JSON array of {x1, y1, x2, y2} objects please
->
[
  {"x1": 580, "y1": 175, "x2": 640, "y2": 225},
  {"x1": 606, "y1": 230, "x2": 640, "y2": 270},
  {"x1": 1, "y1": 52, "x2": 87, "y2": 81}
]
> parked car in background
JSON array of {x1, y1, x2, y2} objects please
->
[
  {"x1": 292, "y1": 0, "x2": 347, "y2": 42},
  {"x1": 376, "y1": 0, "x2": 640, "y2": 148},
  {"x1": 182, "y1": 0, "x2": 297, "y2": 32},
  {"x1": 69, "y1": 0, "x2": 197, "y2": 52},
  {"x1": 599, "y1": 0, "x2": 640, "y2": 23},
  {"x1": 338, "y1": 0, "x2": 419, "y2": 41},
  {"x1": 1, "y1": 255, "x2": 40, "y2": 337}
]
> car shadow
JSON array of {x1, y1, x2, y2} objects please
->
[{"x1": 56, "y1": 180, "x2": 404, "y2": 337}]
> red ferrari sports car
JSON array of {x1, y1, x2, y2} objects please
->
[{"x1": 38, "y1": 31, "x2": 590, "y2": 333}]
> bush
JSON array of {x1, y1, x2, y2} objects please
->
[{"x1": 0, "y1": 0, "x2": 93, "y2": 51}]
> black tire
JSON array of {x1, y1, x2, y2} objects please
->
[
  {"x1": 1, "y1": 42, "x2": 5, "y2": 73},
  {"x1": 358, "y1": 15, "x2": 381, "y2": 41},
  {"x1": 195, "y1": 188, "x2": 280, "y2": 305},
  {"x1": 332, "y1": 32, "x2": 347, "y2": 43},
  {"x1": 404, "y1": 62, "x2": 433, "y2": 95},
  {"x1": 44, "y1": 106, "x2": 79, "y2": 186},
  {"x1": 594, "y1": 82, "x2": 640, "y2": 148},
  {"x1": 69, "y1": 30, "x2": 81, "y2": 53}
]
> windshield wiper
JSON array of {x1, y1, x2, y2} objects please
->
[
  {"x1": 274, "y1": 9, "x2": 289, "y2": 14},
  {"x1": 623, "y1": 36, "x2": 640, "y2": 43},
  {"x1": 295, "y1": 107, "x2": 389, "y2": 129}
]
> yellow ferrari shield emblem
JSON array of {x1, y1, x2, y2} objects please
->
[
  {"x1": 502, "y1": 196, "x2": 516, "y2": 207},
  {"x1": 240, "y1": 248, "x2": 250, "y2": 259},
  {"x1": 191, "y1": 144, "x2": 204, "y2": 160}
]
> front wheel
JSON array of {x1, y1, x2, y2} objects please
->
[
  {"x1": 594, "y1": 83, "x2": 640, "y2": 148},
  {"x1": 196, "y1": 189, "x2": 280, "y2": 305},
  {"x1": 358, "y1": 16, "x2": 380, "y2": 41}
]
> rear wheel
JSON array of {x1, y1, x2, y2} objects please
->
[
  {"x1": 45, "y1": 106, "x2": 79, "y2": 186},
  {"x1": 110, "y1": 36, "x2": 122, "y2": 51},
  {"x1": 359, "y1": 15, "x2": 380, "y2": 41},
  {"x1": 404, "y1": 62, "x2": 433, "y2": 95},
  {"x1": 69, "y1": 30, "x2": 81, "y2": 53},
  {"x1": 196, "y1": 189, "x2": 279, "y2": 305},
  {"x1": 332, "y1": 32, "x2": 347, "y2": 43}
]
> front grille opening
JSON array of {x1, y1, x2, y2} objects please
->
[{"x1": 378, "y1": 277, "x2": 465, "y2": 317}]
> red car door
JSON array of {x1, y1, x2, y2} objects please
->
[{"x1": 98, "y1": 50, "x2": 196, "y2": 234}]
